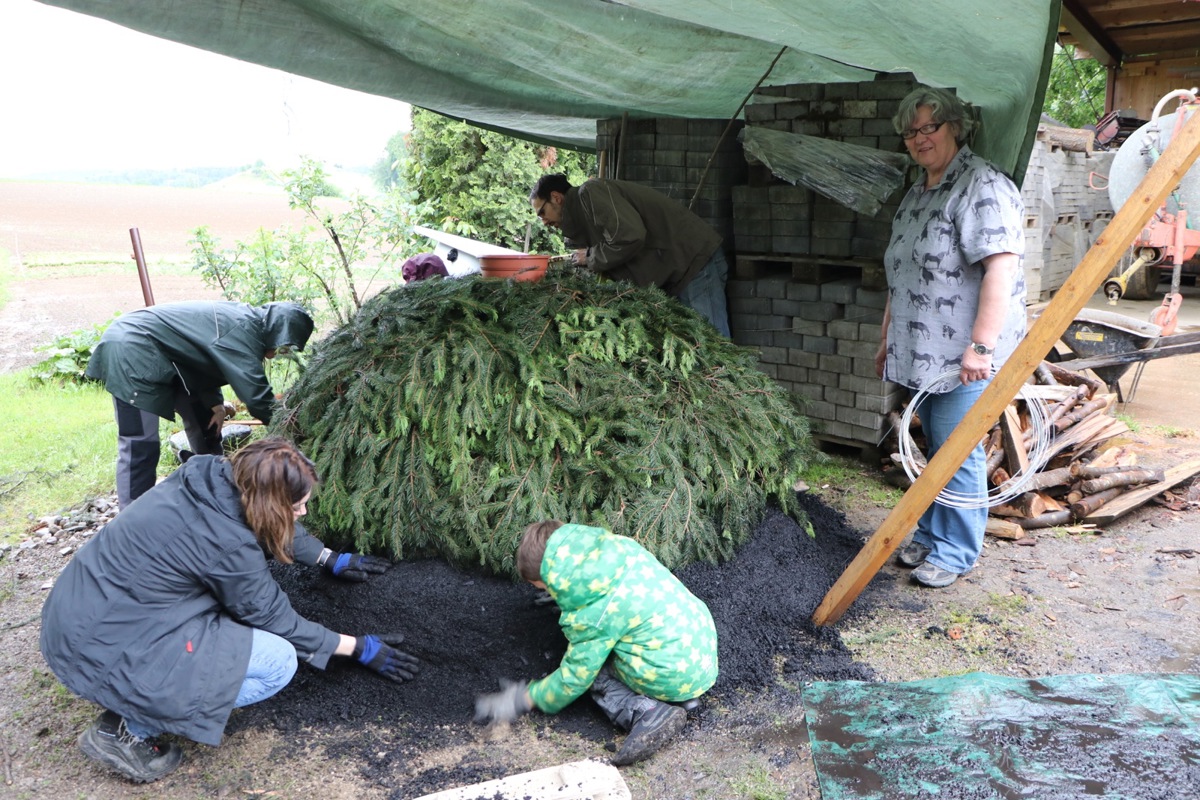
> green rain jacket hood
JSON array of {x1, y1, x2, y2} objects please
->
[
  {"x1": 85, "y1": 301, "x2": 314, "y2": 424},
  {"x1": 528, "y1": 524, "x2": 718, "y2": 714}
]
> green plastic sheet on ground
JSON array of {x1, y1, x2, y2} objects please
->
[{"x1": 803, "y1": 672, "x2": 1200, "y2": 799}]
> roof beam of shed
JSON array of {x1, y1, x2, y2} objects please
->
[{"x1": 1060, "y1": 0, "x2": 1125, "y2": 65}]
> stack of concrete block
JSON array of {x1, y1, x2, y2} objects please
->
[
  {"x1": 727, "y1": 274, "x2": 904, "y2": 447},
  {"x1": 596, "y1": 117, "x2": 746, "y2": 257},
  {"x1": 731, "y1": 184, "x2": 813, "y2": 256},
  {"x1": 1020, "y1": 137, "x2": 1116, "y2": 301}
]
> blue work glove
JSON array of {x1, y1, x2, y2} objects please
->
[
  {"x1": 323, "y1": 551, "x2": 391, "y2": 582},
  {"x1": 353, "y1": 634, "x2": 419, "y2": 683},
  {"x1": 474, "y1": 679, "x2": 532, "y2": 725}
]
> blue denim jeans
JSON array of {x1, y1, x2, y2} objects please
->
[
  {"x1": 910, "y1": 378, "x2": 989, "y2": 574},
  {"x1": 675, "y1": 248, "x2": 731, "y2": 337},
  {"x1": 123, "y1": 628, "x2": 297, "y2": 739}
]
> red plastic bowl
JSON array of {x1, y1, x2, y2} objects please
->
[{"x1": 479, "y1": 254, "x2": 549, "y2": 282}]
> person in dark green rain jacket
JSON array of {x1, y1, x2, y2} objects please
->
[
  {"x1": 85, "y1": 300, "x2": 314, "y2": 508},
  {"x1": 474, "y1": 521, "x2": 718, "y2": 767}
]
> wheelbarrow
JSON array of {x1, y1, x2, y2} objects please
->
[{"x1": 1054, "y1": 307, "x2": 1200, "y2": 400}]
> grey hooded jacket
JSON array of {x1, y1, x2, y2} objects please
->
[
  {"x1": 85, "y1": 301, "x2": 314, "y2": 424},
  {"x1": 39, "y1": 455, "x2": 340, "y2": 746}
]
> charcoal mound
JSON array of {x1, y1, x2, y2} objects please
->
[{"x1": 233, "y1": 494, "x2": 885, "y2": 792}]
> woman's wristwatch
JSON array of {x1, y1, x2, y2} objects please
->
[{"x1": 970, "y1": 342, "x2": 995, "y2": 355}]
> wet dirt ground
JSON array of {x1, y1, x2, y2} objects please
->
[{"x1": 2, "y1": 271, "x2": 1199, "y2": 798}]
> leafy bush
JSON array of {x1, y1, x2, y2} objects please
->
[
  {"x1": 29, "y1": 317, "x2": 114, "y2": 386},
  {"x1": 402, "y1": 109, "x2": 594, "y2": 254},
  {"x1": 190, "y1": 158, "x2": 432, "y2": 329},
  {"x1": 274, "y1": 269, "x2": 817, "y2": 575}
]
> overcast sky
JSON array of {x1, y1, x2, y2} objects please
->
[{"x1": 0, "y1": 0, "x2": 412, "y2": 178}]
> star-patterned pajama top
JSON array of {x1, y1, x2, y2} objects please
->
[{"x1": 528, "y1": 524, "x2": 719, "y2": 714}]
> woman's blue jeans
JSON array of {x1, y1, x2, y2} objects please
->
[
  {"x1": 911, "y1": 378, "x2": 989, "y2": 575},
  {"x1": 124, "y1": 628, "x2": 297, "y2": 739}
]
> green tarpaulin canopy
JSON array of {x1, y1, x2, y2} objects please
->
[{"x1": 36, "y1": 0, "x2": 1061, "y2": 181}]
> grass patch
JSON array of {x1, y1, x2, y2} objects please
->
[
  {"x1": 730, "y1": 763, "x2": 788, "y2": 800},
  {"x1": 0, "y1": 371, "x2": 115, "y2": 542},
  {"x1": 16, "y1": 257, "x2": 194, "y2": 279},
  {"x1": 798, "y1": 453, "x2": 902, "y2": 508},
  {"x1": 0, "y1": 365, "x2": 280, "y2": 544},
  {"x1": 1114, "y1": 411, "x2": 1140, "y2": 433},
  {"x1": 1148, "y1": 423, "x2": 1193, "y2": 439}
]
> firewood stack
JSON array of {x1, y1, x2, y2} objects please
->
[{"x1": 883, "y1": 360, "x2": 1163, "y2": 537}]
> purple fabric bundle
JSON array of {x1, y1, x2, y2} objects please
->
[{"x1": 402, "y1": 253, "x2": 449, "y2": 282}]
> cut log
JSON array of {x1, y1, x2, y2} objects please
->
[
  {"x1": 992, "y1": 492, "x2": 1048, "y2": 519},
  {"x1": 1043, "y1": 360, "x2": 1105, "y2": 396},
  {"x1": 1034, "y1": 362, "x2": 1057, "y2": 386},
  {"x1": 1037, "y1": 123, "x2": 1095, "y2": 154},
  {"x1": 1070, "y1": 486, "x2": 1127, "y2": 519},
  {"x1": 985, "y1": 426, "x2": 1005, "y2": 477},
  {"x1": 887, "y1": 410, "x2": 926, "y2": 471},
  {"x1": 1077, "y1": 463, "x2": 1143, "y2": 479},
  {"x1": 1024, "y1": 465, "x2": 1078, "y2": 492},
  {"x1": 1079, "y1": 468, "x2": 1165, "y2": 495},
  {"x1": 1000, "y1": 405, "x2": 1031, "y2": 478},
  {"x1": 1053, "y1": 396, "x2": 1112, "y2": 432},
  {"x1": 1017, "y1": 509, "x2": 1075, "y2": 529},
  {"x1": 1045, "y1": 385, "x2": 1091, "y2": 427},
  {"x1": 1083, "y1": 457, "x2": 1200, "y2": 525},
  {"x1": 986, "y1": 517, "x2": 1026, "y2": 540},
  {"x1": 1039, "y1": 492, "x2": 1065, "y2": 512}
]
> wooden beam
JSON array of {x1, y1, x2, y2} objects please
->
[
  {"x1": 1000, "y1": 405, "x2": 1031, "y2": 478},
  {"x1": 812, "y1": 106, "x2": 1200, "y2": 626},
  {"x1": 1060, "y1": 0, "x2": 1125, "y2": 66}
]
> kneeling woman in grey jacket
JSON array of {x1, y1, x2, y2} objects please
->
[{"x1": 40, "y1": 437, "x2": 418, "y2": 783}]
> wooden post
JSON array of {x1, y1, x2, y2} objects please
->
[
  {"x1": 812, "y1": 107, "x2": 1200, "y2": 626},
  {"x1": 129, "y1": 227, "x2": 155, "y2": 307}
]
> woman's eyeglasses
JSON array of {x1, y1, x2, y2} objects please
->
[{"x1": 901, "y1": 121, "x2": 947, "y2": 140}]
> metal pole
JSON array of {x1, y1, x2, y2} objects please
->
[{"x1": 129, "y1": 227, "x2": 155, "y2": 307}]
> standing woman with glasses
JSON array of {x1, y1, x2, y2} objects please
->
[
  {"x1": 875, "y1": 86, "x2": 1027, "y2": 588},
  {"x1": 40, "y1": 437, "x2": 419, "y2": 783}
]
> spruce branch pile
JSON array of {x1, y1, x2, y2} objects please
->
[{"x1": 275, "y1": 268, "x2": 818, "y2": 575}]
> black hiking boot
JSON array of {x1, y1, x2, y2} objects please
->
[
  {"x1": 611, "y1": 699, "x2": 687, "y2": 766},
  {"x1": 78, "y1": 710, "x2": 183, "y2": 783}
]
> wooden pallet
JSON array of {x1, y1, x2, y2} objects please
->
[
  {"x1": 734, "y1": 253, "x2": 886, "y2": 288},
  {"x1": 813, "y1": 433, "x2": 882, "y2": 461}
]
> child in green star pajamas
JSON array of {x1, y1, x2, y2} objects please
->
[{"x1": 474, "y1": 520, "x2": 719, "y2": 766}]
